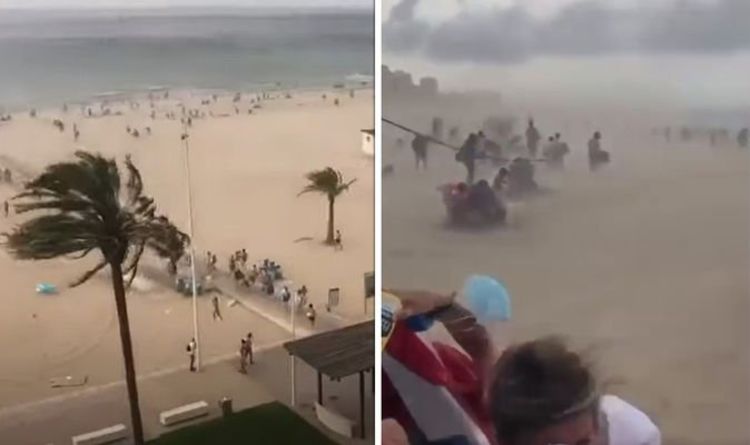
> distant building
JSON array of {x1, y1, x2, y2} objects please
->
[
  {"x1": 382, "y1": 65, "x2": 440, "y2": 99},
  {"x1": 361, "y1": 129, "x2": 374, "y2": 157},
  {"x1": 419, "y1": 77, "x2": 439, "y2": 96}
]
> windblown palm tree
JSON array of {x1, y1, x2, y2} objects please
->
[
  {"x1": 2, "y1": 151, "x2": 182, "y2": 445},
  {"x1": 299, "y1": 167, "x2": 356, "y2": 244},
  {"x1": 147, "y1": 215, "x2": 190, "y2": 275}
]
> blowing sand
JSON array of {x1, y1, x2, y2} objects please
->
[
  {"x1": 0, "y1": 88, "x2": 373, "y2": 407},
  {"x1": 383, "y1": 106, "x2": 749, "y2": 444}
]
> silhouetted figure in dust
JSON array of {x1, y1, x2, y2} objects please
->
[
  {"x1": 432, "y1": 117, "x2": 444, "y2": 140},
  {"x1": 738, "y1": 128, "x2": 748, "y2": 149},
  {"x1": 588, "y1": 131, "x2": 610, "y2": 171},
  {"x1": 411, "y1": 134, "x2": 429, "y2": 170},
  {"x1": 525, "y1": 119, "x2": 541, "y2": 159},
  {"x1": 457, "y1": 133, "x2": 479, "y2": 185}
]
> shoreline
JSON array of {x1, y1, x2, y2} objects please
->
[{"x1": 0, "y1": 77, "x2": 374, "y2": 115}]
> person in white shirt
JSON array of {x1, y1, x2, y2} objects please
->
[{"x1": 186, "y1": 338, "x2": 197, "y2": 372}]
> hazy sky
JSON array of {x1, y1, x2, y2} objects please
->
[
  {"x1": 0, "y1": 0, "x2": 370, "y2": 9},
  {"x1": 383, "y1": 0, "x2": 750, "y2": 109}
]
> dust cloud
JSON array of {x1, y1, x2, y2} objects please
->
[{"x1": 383, "y1": 81, "x2": 749, "y2": 444}]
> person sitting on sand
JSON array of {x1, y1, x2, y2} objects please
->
[
  {"x1": 469, "y1": 179, "x2": 501, "y2": 219},
  {"x1": 588, "y1": 131, "x2": 610, "y2": 171},
  {"x1": 543, "y1": 133, "x2": 570, "y2": 168},
  {"x1": 493, "y1": 167, "x2": 509, "y2": 192}
]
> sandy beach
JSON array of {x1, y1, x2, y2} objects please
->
[
  {"x1": 383, "y1": 101, "x2": 749, "y2": 444},
  {"x1": 0, "y1": 87, "x2": 374, "y2": 408}
]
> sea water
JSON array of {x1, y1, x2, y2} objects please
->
[{"x1": 0, "y1": 8, "x2": 374, "y2": 110}]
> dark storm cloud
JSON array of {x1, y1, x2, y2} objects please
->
[
  {"x1": 385, "y1": 0, "x2": 750, "y2": 63},
  {"x1": 383, "y1": 0, "x2": 430, "y2": 52},
  {"x1": 639, "y1": 0, "x2": 750, "y2": 53},
  {"x1": 388, "y1": 0, "x2": 419, "y2": 22}
]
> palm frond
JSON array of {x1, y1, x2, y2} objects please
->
[
  {"x1": 3, "y1": 214, "x2": 103, "y2": 260},
  {"x1": 70, "y1": 260, "x2": 108, "y2": 288},
  {"x1": 124, "y1": 155, "x2": 144, "y2": 208},
  {"x1": 123, "y1": 242, "x2": 145, "y2": 289},
  {"x1": 298, "y1": 167, "x2": 356, "y2": 198}
]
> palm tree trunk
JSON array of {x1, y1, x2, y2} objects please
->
[
  {"x1": 110, "y1": 260, "x2": 145, "y2": 444},
  {"x1": 326, "y1": 197, "x2": 335, "y2": 244}
]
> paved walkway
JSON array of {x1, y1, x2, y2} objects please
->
[{"x1": 0, "y1": 281, "x2": 373, "y2": 444}]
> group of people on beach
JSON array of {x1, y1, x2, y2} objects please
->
[
  {"x1": 125, "y1": 125, "x2": 150, "y2": 138},
  {"x1": 657, "y1": 125, "x2": 749, "y2": 149}
]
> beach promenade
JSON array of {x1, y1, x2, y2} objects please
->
[{"x1": 0, "y1": 293, "x2": 372, "y2": 444}]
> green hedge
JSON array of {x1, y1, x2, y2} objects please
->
[{"x1": 149, "y1": 402, "x2": 337, "y2": 445}]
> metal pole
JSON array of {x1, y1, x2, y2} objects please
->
[
  {"x1": 181, "y1": 129, "x2": 201, "y2": 371},
  {"x1": 359, "y1": 371, "x2": 365, "y2": 439},
  {"x1": 317, "y1": 372, "x2": 323, "y2": 405},
  {"x1": 290, "y1": 298, "x2": 296, "y2": 406}
]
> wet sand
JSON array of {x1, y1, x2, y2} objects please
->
[{"x1": 383, "y1": 109, "x2": 749, "y2": 444}]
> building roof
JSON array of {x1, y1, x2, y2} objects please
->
[
  {"x1": 284, "y1": 320, "x2": 374, "y2": 380},
  {"x1": 361, "y1": 129, "x2": 374, "y2": 135}
]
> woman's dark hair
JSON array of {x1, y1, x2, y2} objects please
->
[{"x1": 488, "y1": 337, "x2": 598, "y2": 445}]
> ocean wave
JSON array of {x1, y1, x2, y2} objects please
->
[{"x1": 346, "y1": 73, "x2": 374, "y2": 83}]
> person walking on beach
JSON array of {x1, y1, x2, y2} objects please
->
[
  {"x1": 334, "y1": 230, "x2": 343, "y2": 250},
  {"x1": 306, "y1": 304, "x2": 317, "y2": 327},
  {"x1": 246, "y1": 333, "x2": 254, "y2": 365},
  {"x1": 73, "y1": 124, "x2": 80, "y2": 142},
  {"x1": 187, "y1": 338, "x2": 197, "y2": 372},
  {"x1": 3, "y1": 200, "x2": 9, "y2": 217},
  {"x1": 239, "y1": 338, "x2": 248, "y2": 373},
  {"x1": 211, "y1": 295, "x2": 223, "y2": 321}
]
